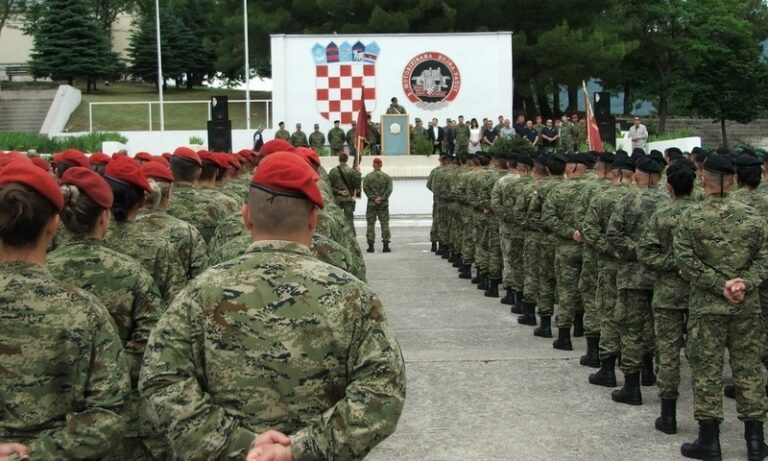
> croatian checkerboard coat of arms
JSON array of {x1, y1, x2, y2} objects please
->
[{"x1": 312, "y1": 40, "x2": 378, "y2": 124}]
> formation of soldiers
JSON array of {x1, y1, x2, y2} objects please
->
[
  {"x1": 0, "y1": 142, "x2": 405, "y2": 460},
  {"x1": 428, "y1": 145, "x2": 768, "y2": 460},
  {"x1": 273, "y1": 120, "x2": 360, "y2": 155}
]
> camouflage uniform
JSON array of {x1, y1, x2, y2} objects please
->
[
  {"x1": 606, "y1": 185, "x2": 668, "y2": 374},
  {"x1": 492, "y1": 172, "x2": 525, "y2": 292},
  {"x1": 208, "y1": 212, "x2": 248, "y2": 262},
  {"x1": 290, "y1": 130, "x2": 309, "y2": 147},
  {"x1": 104, "y1": 221, "x2": 186, "y2": 304},
  {"x1": 328, "y1": 127, "x2": 346, "y2": 155},
  {"x1": 346, "y1": 127, "x2": 357, "y2": 157},
  {"x1": 525, "y1": 177, "x2": 560, "y2": 314},
  {"x1": 139, "y1": 240, "x2": 406, "y2": 460},
  {"x1": 427, "y1": 163, "x2": 444, "y2": 245},
  {"x1": 309, "y1": 130, "x2": 326, "y2": 151},
  {"x1": 558, "y1": 121, "x2": 575, "y2": 151},
  {"x1": 310, "y1": 233, "x2": 366, "y2": 281},
  {"x1": 479, "y1": 166, "x2": 503, "y2": 280},
  {"x1": 674, "y1": 195, "x2": 768, "y2": 422},
  {"x1": 136, "y1": 209, "x2": 210, "y2": 281},
  {"x1": 410, "y1": 126, "x2": 429, "y2": 155},
  {"x1": 48, "y1": 238, "x2": 168, "y2": 458},
  {"x1": 542, "y1": 177, "x2": 588, "y2": 329},
  {"x1": 454, "y1": 124, "x2": 470, "y2": 155},
  {"x1": 0, "y1": 261, "x2": 130, "y2": 459},
  {"x1": 637, "y1": 197, "x2": 695, "y2": 399},
  {"x1": 167, "y1": 183, "x2": 234, "y2": 244},
  {"x1": 274, "y1": 128, "x2": 291, "y2": 141},
  {"x1": 328, "y1": 163, "x2": 361, "y2": 231},
  {"x1": 217, "y1": 179, "x2": 249, "y2": 203},
  {"x1": 363, "y1": 169, "x2": 393, "y2": 245}
]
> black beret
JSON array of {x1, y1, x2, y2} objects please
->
[
  {"x1": 566, "y1": 152, "x2": 587, "y2": 165},
  {"x1": 598, "y1": 152, "x2": 615, "y2": 164},
  {"x1": 693, "y1": 148, "x2": 710, "y2": 163},
  {"x1": 735, "y1": 154, "x2": 763, "y2": 168},
  {"x1": 703, "y1": 155, "x2": 736, "y2": 174},
  {"x1": 583, "y1": 152, "x2": 597, "y2": 166},
  {"x1": 615, "y1": 149, "x2": 628, "y2": 157},
  {"x1": 637, "y1": 156, "x2": 663, "y2": 174},
  {"x1": 612, "y1": 157, "x2": 636, "y2": 172},
  {"x1": 666, "y1": 158, "x2": 696, "y2": 177},
  {"x1": 550, "y1": 152, "x2": 567, "y2": 164},
  {"x1": 517, "y1": 154, "x2": 534, "y2": 167},
  {"x1": 533, "y1": 152, "x2": 548, "y2": 165},
  {"x1": 649, "y1": 150, "x2": 667, "y2": 165},
  {"x1": 665, "y1": 147, "x2": 683, "y2": 158}
]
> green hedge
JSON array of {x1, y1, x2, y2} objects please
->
[{"x1": 0, "y1": 132, "x2": 128, "y2": 153}]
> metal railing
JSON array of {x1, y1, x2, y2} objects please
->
[{"x1": 88, "y1": 99, "x2": 272, "y2": 132}]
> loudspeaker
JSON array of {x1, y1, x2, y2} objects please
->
[
  {"x1": 207, "y1": 120, "x2": 232, "y2": 152},
  {"x1": 594, "y1": 91, "x2": 611, "y2": 120},
  {"x1": 597, "y1": 116, "x2": 616, "y2": 148},
  {"x1": 210, "y1": 96, "x2": 229, "y2": 121}
]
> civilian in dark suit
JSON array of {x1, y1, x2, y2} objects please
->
[{"x1": 428, "y1": 117, "x2": 445, "y2": 156}]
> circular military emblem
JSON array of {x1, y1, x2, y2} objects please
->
[{"x1": 402, "y1": 52, "x2": 461, "y2": 110}]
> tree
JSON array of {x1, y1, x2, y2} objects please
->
[{"x1": 29, "y1": 0, "x2": 118, "y2": 92}]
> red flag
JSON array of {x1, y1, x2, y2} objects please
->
[
  {"x1": 354, "y1": 90, "x2": 370, "y2": 163},
  {"x1": 582, "y1": 81, "x2": 604, "y2": 152}
]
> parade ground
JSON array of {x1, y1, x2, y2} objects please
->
[{"x1": 361, "y1": 223, "x2": 745, "y2": 461}]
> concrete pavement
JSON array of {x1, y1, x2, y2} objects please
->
[{"x1": 361, "y1": 225, "x2": 748, "y2": 461}]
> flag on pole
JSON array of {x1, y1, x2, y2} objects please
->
[
  {"x1": 582, "y1": 80, "x2": 603, "y2": 152},
  {"x1": 354, "y1": 89, "x2": 369, "y2": 166}
]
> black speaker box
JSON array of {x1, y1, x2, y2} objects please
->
[
  {"x1": 597, "y1": 116, "x2": 616, "y2": 148},
  {"x1": 210, "y1": 96, "x2": 229, "y2": 121},
  {"x1": 207, "y1": 120, "x2": 232, "y2": 152},
  {"x1": 594, "y1": 91, "x2": 611, "y2": 119}
]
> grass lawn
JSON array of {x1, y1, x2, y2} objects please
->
[{"x1": 66, "y1": 82, "x2": 272, "y2": 132}]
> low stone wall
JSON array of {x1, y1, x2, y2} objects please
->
[{"x1": 653, "y1": 118, "x2": 768, "y2": 148}]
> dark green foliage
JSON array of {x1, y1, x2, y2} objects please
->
[{"x1": 489, "y1": 136, "x2": 535, "y2": 154}]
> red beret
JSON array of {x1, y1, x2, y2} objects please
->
[
  {"x1": 31, "y1": 156, "x2": 52, "y2": 172},
  {"x1": 251, "y1": 152, "x2": 323, "y2": 209},
  {"x1": 202, "y1": 151, "x2": 228, "y2": 170},
  {"x1": 151, "y1": 155, "x2": 170, "y2": 167},
  {"x1": 53, "y1": 149, "x2": 89, "y2": 168},
  {"x1": 89, "y1": 152, "x2": 112, "y2": 166},
  {"x1": 223, "y1": 154, "x2": 241, "y2": 169},
  {"x1": 0, "y1": 161, "x2": 64, "y2": 212},
  {"x1": 260, "y1": 139, "x2": 295, "y2": 157},
  {"x1": 373, "y1": 157, "x2": 382, "y2": 165},
  {"x1": 135, "y1": 152, "x2": 153, "y2": 163},
  {"x1": 237, "y1": 149, "x2": 254, "y2": 160},
  {"x1": 141, "y1": 161, "x2": 175, "y2": 183},
  {"x1": 112, "y1": 152, "x2": 129, "y2": 160},
  {"x1": 173, "y1": 147, "x2": 202, "y2": 166},
  {"x1": 0, "y1": 152, "x2": 33, "y2": 169},
  {"x1": 162, "y1": 152, "x2": 172, "y2": 160},
  {"x1": 60, "y1": 166, "x2": 114, "y2": 208},
  {"x1": 105, "y1": 158, "x2": 152, "y2": 193},
  {"x1": 295, "y1": 147, "x2": 321, "y2": 168}
]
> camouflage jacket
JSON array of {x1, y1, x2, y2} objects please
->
[
  {"x1": 167, "y1": 183, "x2": 233, "y2": 244},
  {"x1": 575, "y1": 177, "x2": 610, "y2": 251},
  {"x1": 208, "y1": 212, "x2": 248, "y2": 260},
  {"x1": 103, "y1": 221, "x2": 186, "y2": 303},
  {"x1": 731, "y1": 186, "x2": 768, "y2": 216},
  {"x1": 606, "y1": 185, "x2": 668, "y2": 289},
  {"x1": 581, "y1": 183, "x2": 632, "y2": 260},
  {"x1": 426, "y1": 165, "x2": 443, "y2": 194},
  {"x1": 454, "y1": 124, "x2": 470, "y2": 144},
  {"x1": 363, "y1": 170, "x2": 393, "y2": 205},
  {"x1": 290, "y1": 131, "x2": 309, "y2": 147},
  {"x1": 489, "y1": 172, "x2": 517, "y2": 223},
  {"x1": 274, "y1": 129, "x2": 291, "y2": 141},
  {"x1": 136, "y1": 209, "x2": 210, "y2": 281},
  {"x1": 0, "y1": 261, "x2": 129, "y2": 458},
  {"x1": 478, "y1": 168, "x2": 502, "y2": 214},
  {"x1": 328, "y1": 127, "x2": 346, "y2": 149},
  {"x1": 346, "y1": 128, "x2": 358, "y2": 153},
  {"x1": 328, "y1": 164, "x2": 362, "y2": 203},
  {"x1": 542, "y1": 177, "x2": 589, "y2": 246},
  {"x1": 139, "y1": 240, "x2": 405, "y2": 460},
  {"x1": 637, "y1": 197, "x2": 696, "y2": 310},
  {"x1": 309, "y1": 131, "x2": 326, "y2": 149},
  {"x1": 674, "y1": 195, "x2": 768, "y2": 316},
  {"x1": 523, "y1": 177, "x2": 561, "y2": 237},
  {"x1": 217, "y1": 180, "x2": 249, "y2": 203}
]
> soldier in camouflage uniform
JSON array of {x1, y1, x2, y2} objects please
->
[
  {"x1": 363, "y1": 157, "x2": 393, "y2": 253},
  {"x1": 478, "y1": 152, "x2": 504, "y2": 297},
  {"x1": 558, "y1": 114, "x2": 575, "y2": 151},
  {"x1": 328, "y1": 120, "x2": 346, "y2": 155},
  {"x1": 502, "y1": 153, "x2": 533, "y2": 318},
  {"x1": 427, "y1": 155, "x2": 447, "y2": 252},
  {"x1": 328, "y1": 152, "x2": 361, "y2": 232},
  {"x1": 0, "y1": 162, "x2": 130, "y2": 459},
  {"x1": 274, "y1": 121, "x2": 291, "y2": 141},
  {"x1": 605, "y1": 156, "x2": 668, "y2": 405},
  {"x1": 139, "y1": 153, "x2": 405, "y2": 461},
  {"x1": 637, "y1": 159, "x2": 698, "y2": 435},
  {"x1": 290, "y1": 123, "x2": 309, "y2": 147},
  {"x1": 411, "y1": 118, "x2": 429, "y2": 155},
  {"x1": 346, "y1": 120, "x2": 358, "y2": 158},
  {"x1": 491, "y1": 153, "x2": 523, "y2": 307},
  {"x1": 674, "y1": 154, "x2": 768, "y2": 461},
  {"x1": 542, "y1": 153, "x2": 590, "y2": 350},
  {"x1": 48, "y1": 167, "x2": 167, "y2": 459},
  {"x1": 454, "y1": 116, "x2": 470, "y2": 156},
  {"x1": 309, "y1": 123, "x2": 326, "y2": 151}
]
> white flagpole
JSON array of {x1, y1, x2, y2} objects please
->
[
  {"x1": 243, "y1": 0, "x2": 251, "y2": 131},
  {"x1": 155, "y1": 0, "x2": 164, "y2": 131}
]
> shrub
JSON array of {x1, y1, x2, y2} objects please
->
[
  {"x1": 411, "y1": 137, "x2": 433, "y2": 156},
  {"x1": 489, "y1": 136, "x2": 535, "y2": 154},
  {"x1": 188, "y1": 136, "x2": 204, "y2": 145},
  {"x1": 0, "y1": 132, "x2": 127, "y2": 153}
]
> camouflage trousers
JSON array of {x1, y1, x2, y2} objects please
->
[
  {"x1": 451, "y1": 206, "x2": 464, "y2": 254},
  {"x1": 337, "y1": 200, "x2": 356, "y2": 235},
  {"x1": 502, "y1": 230, "x2": 525, "y2": 292},
  {"x1": 522, "y1": 234, "x2": 538, "y2": 304},
  {"x1": 500, "y1": 232, "x2": 513, "y2": 290},
  {"x1": 461, "y1": 210, "x2": 476, "y2": 265},
  {"x1": 654, "y1": 308, "x2": 687, "y2": 400},
  {"x1": 535, "y1": 237, "x2": 557, "y2": 316},
  {"x1": 487, "y1": 220, "x2": 502, "y2": 280},
  {"x1": 688, "y1": 313, "x2": 767, "y2": 422},
  {"x1": 616, "y1": 289, "x2": 654, "y2": 374},
  {"x1": 579, "y1": 249, "x2": 600, "y2": 337},
  {"x1": 439, "y1": 203, "x2": 453, "y2": 245},
  {"x1": 366, "y1": 203, "x2": 391, "y2": 244},
  {"x1": 597, "y1": 260, "x2": 620, "y2": 360},
  {"x1": 474, "y1": 213, "x2": 490, "y2": 273},
  {"x1": 554, "y1": 242, "x2": 583, "y2": 329},
  {"x1": 430, "y1": 199, "x2": 439, "y2": 243}
]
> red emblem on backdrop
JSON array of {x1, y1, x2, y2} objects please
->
[{"x1": 402, "y1": 52, "x2": 461, "y2": 110}]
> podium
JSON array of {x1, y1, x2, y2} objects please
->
[{"x1": 381, "y1": 114, "x2": 410, "y2": 155}]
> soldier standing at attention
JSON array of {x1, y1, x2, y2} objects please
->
[
  {"x1": 674, "y1": 154, "x2": 768, "y2": 461},
  {"x1": 140, "y1": 152, "x2": 405, "y2": 461},
  {"x1": 454, "y1": 115, "x2": 470, "y2": 156},
  {"x1": 558, "y1": 114, "x2": 574, "y2": 151},
  {"x1": 328, "y1": 120, "x2": 346, "y2": 155},
  {"x1": 411, "y1": 118, "x2": 429, "y2": 154},
  {"x1": 363, "y1": 157, "x2": 393, "y2": 253},
  {"x1": 346, "y1": 120, "x2": 358, "y2": 157},
  {"x1": 309, "y1": 123, "x2": 326, "y2": 151},
  {"x1": 274, "y1": 121, "x2": 291, "y2": 141},
  {"x1": 328, "y1": 152, "x2": 361, "y2": 232},
  {"x1": 290, "y1": 123, "x2": 309, "y2": 147},
  {"x1": 0, "y1": 162, "x2": 130, "y2": 460},
  {"x1": 386, "y1": 96, "x2": 406, "y2": 114}
]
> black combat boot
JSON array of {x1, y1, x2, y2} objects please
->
[
  {"x1": 745, "y1": 420, "x2": 768, "y2": 461},
  {"x1": 553, "y1": 327, "x2": 573, "y2": 351},
  {"x1": 655, "y1": 399, "x2": 677, "y2": 434},
  {"x1": 452, "y1": 255, "x2": 462, "y2": 267},
  {"x1": 579, "y1": 336, "x2": 600, "y2": 368},
  {"x1": 431, "y1": 242, "x2": 437, "y2": 253},
  {"x1": 458, "y1": 264, "x2": 472, "y2": 279},
  {"x1": 441, "y1": 247, "x2": 450, "y2": 259},
  {"x1": 681, "y1": 420, "x2": 721, "y2": 461},
  {"x1": 641, "y1": 353, "x2": 657, "y2": 386},
  {"x1": 484, "y1": 279, "x2": 500, "y2": 298},
  {"x1": 510, "y1": 292, "x2": 524, "y2": 314},
  {"x1": 367, "y1": 243, "x2": 374, "y2": 253},
  {"x1": 724, "y1": 384, "x2": 736, "y2": 399},
  {"x1": 477, "y1": 273, "x2": 488, "y2": 291},
  {"x1": 611, "y1": 372, "x2": 642, "y2": 405},
  {"x1": 383, "y1": 242, "x2": 391, "y2": 253},
  {"x1": 517, "y1": 301, "x2": 537, "y2": 326},
  {"x1": 589, "y1": 355, "x2": 618, "y2": 387},
  {"x1": 500, "y1": 288, "x2": 515, "y2": 305},
  {"x1": 534, "y1": 315, "x2": 553, "y2": 338},
  {"x1": 471, "y1": 268, "x2": 481, "y2": 284},
  {"x1": 573, "y1": 312, "x2": 584, "y2": 337}
]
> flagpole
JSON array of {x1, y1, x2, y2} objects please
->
[
  {"x1": 243, "y1": 0, "x2": 251, "y2": 132},
  {"x1": 155, "y1": 0, "x2": 164, "y2": 131}
]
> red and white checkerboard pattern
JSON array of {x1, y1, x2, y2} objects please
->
[{"x1": 316, "y1": 64, "x2": 376, "y2": 124}]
